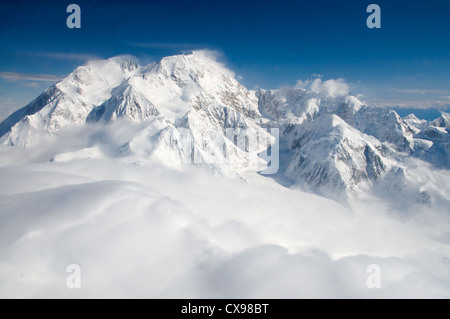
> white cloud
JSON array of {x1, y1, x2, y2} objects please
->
[
  {"x1": 369, "y1": 99, "x2": 450, "y2": 110},
  {"x1": 0, "y1": 128, "x2": 449, "y2": 298},
  {"x1": 129, "y1": 42, "x2": 207, "y2": 50},
  {"x1": 310, "y1": 78, "x2": 350, "y2": 97},
  {"x1": 26, "y1": 52, "x2": 100, "y2": 62},
  {"x1": 0, "y1": 72, "x2": 63, "y2": 82},
  {"x1": 296, "y1": 78, "x2": 350, "y2": 97},
  {"x1": 19, "y1": 82, "x2": 41, "y2": 88},
  {"x1": 391, "y1": 88, "x2": 450, "y2": 95}
]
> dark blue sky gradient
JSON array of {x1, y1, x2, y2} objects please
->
[{"x1": 1, "y1": 0, "x2": 449, "y2": 115}]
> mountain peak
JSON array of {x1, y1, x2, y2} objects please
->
[
  {"x1": 431, "y1": 111, "x2": 450, "y2": 128},
  {"x1": 404, "y1": 113, "x2": 419, "y2": 121},
  {"x1": 151, "y1": 50, "x2": 235, "y2": 85},
  {"x1": 0, "y1": 51, "x2": 259, "y2": 146}
]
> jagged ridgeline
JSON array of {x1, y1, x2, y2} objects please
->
[{"x1": 0, "y1": 51, "x2": 448, "y2": 203}]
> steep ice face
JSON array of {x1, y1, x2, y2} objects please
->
[
  {"x1": 430, "y1": 112, "x2": 450, "y2": 128},
  {"x1": 86, "y1": 78, "x2": 161, "y2": 123},
  {"x1": 416, "y1": 122, "x2": 450, "y2": 168},
  {"x1": 403, "y1": 113, "x2": 429, "y2": 134},
  {"x1": 0, "y1": 57, "x2": 139, "y2": 146},
  {"x1": 285, "y1": 114, "x2": 389, "y2": 201},
  {"x1": 352, "y1": 106, "x2": 416, "y2": 153}
]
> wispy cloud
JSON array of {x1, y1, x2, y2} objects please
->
[
  {"x1": 390, "y1": 88, "x2": 450, "y2": 95},
  {"x1": 359, "y1": 85, "x2": 450, "y2": 109},
  {"x1": 0, "y1": 72, "x2": 63, "y2": 82},
  {"x1": 19, "y1": 82, "x2": 41, "y2": 88},
  {"x1": 296, "y1": 78, "x2": 350, "y2": 97},
  {"x1": 368, "y1": 98, "x2": 450, "y2": 109},
  {"x1": 129, "y1": 42, "x2": 208, "y2": 50},
  {"x1": 24, "y1": 52, "x2": 100, "y2": 62}
]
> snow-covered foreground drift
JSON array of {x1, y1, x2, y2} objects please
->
[{"x1": 0, "y1": 151, "x2": 450, "y2": 298}]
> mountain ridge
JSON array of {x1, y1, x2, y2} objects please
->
[{"x1": 1, "y1": 51, "x2": 448, "y2": 204}]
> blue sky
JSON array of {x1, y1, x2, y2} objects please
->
[{"x1": 1, "y1": 0, "x2": 450, "y2": 119}]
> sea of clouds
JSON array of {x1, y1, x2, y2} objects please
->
[{"x1": 0, "y1": 126, "x2": 450, "y2": 299}]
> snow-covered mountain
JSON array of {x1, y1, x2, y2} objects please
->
[
  {"x1": 0, "y1": 51, "x2": 272, "y2": 175},
  {"x1": 255, "y1": 85, "x2": 449, "y2": 201},
  {"x1": 0, "y1": 51, "x2": 448, "y2": 203},
  {"x1": 285, "y1": 114, "x2": 389, "y2": 201},
  {"x1": 415, "y1": 112, "x2": 450, "y2": 168}
]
